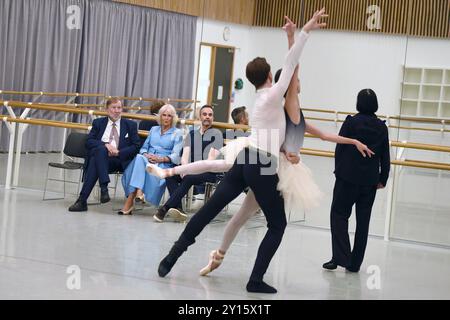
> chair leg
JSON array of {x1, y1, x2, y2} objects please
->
[
  {"x1": 76, "y1": 170, "x2": 82, "y2": 195},
  {"x1": 185, "y1": 186, "x2": 194, "y2": 212},
  {"x1": 42, "y1": 165, "x2": 50, "y2": 200},
  {"x1": 63, "y1": 169, "x2": 66, "y2": 199},
  {"x1": 113, "y1": 173, "x2": 120, "y2": 200},
  {"x1": 42, "y1": 166, "x2": 65, "y2": 201}
]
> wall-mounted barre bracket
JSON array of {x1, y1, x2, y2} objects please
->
[
  {"x1": 32, "y1": 92, "x2": 44, "y2": 103},
  {"x1": 66, "y1": 95, "x2": 77, "y2": 104},
  {"x1": 2, "y1": 116, "x2": 13, "y2": 132},
  {"x1": 13, "y1": 121, "x2": 31, "y2": 187}
]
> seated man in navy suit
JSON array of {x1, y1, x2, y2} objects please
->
[{"x1": 69, "y1": 97, "x2": 141, "y2": 212}]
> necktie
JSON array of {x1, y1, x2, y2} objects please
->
[{"x1": 109, "y1": 122, "x2": 119, "y2": 148}]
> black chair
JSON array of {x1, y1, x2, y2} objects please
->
[
  {"x1": 43, "y1": 132, "x2": 88, "y2": 200},
  {"x1": 138, "y1": 119, "x2": 158, "y2": 147}
]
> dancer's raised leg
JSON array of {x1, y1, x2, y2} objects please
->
[{"x1": 147, "y1": 159, "x2": 232, "y2": 179}]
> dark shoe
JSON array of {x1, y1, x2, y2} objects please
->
[
  {"x1": 158, "y1": 256, "x2": 176, "y2": 277},
  {"x1": 158, "y1": 245, "x2": 184, "y2": 277},
  {"x1": 322, "y1": 260, "x2": 338, "y2": 270},
  {"x1": 100, "y1": 189, "x2": 110, "y2": 204},
  {"x1": 69, "y1": 199, "x2": 87, "y2": 212},
  {"x1": 246, "y1": 280, "x2": 277, "y2": 294},
  {"x1": 153, "y1": 206, "x2": 168, "y2": 223},
  {"x1": 345, "y1": 266, "x2": 360, "y2": 273}
]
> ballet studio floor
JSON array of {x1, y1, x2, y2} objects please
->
[{"x1": 0, "y1": 152, "x2": 450, "y2": 300}]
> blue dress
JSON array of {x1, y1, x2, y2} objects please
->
[{"x1": 121, "y1": 126, "x2": 183, "y2": 205}]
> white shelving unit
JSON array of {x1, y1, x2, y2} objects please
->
[{"x1": 401, "y1": 66, "x2": 450, "y2": 118}]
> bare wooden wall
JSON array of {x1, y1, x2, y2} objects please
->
[
  {"x1": 114, "y1": 0, "x2": 449, "y2": 38},
  {"x1": 253, "y1": 0, "x2": 449, "y2": 38},
  {"x1": 113, "y1": 0, "x2": 256, "y2": 25}
]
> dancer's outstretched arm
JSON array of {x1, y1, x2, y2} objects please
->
[
  {"x1": 305, "y1": 122, "x2": 375, "y2": 158},
  {"x1": 283, "y1": 17, "x2": 302, "y2": 125},
  {"x1": 269, "y1": 9, "x2": 327, "y2": 104}
]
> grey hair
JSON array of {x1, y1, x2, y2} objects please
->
[{"x1": 157, "y1": 104, "x2": 179, "y2": 127}]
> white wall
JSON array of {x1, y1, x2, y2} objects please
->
[
  {"x1": 250, "y1": 28, "x2": 410, "y2": 117},
  {"x1": 191, "y1": 19, "x2": 450, "y2": 241},
  {"x1": 193, "y1": 21, "x2": 450, "y2": 121}
]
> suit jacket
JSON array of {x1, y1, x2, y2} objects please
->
[
  {"x1": 85, "y1": 117, "x2": 141, "y2": 170},
  {"x1": 334, "y1": 113, "x2": 390, "y2": 187}
]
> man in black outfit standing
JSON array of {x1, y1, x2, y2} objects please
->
[{"x1": 323, "y1": 89, "x2": 391, "y2": 272}]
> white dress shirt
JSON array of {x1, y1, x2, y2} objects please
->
[
  {"x1": 101, "y1": 118, "x2": 121, "y2": 148},
  {"x1": 248, "y1": 30, "x2": 309, "y2": 157}
]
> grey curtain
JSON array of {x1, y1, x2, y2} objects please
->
[
  {"x1": 0, "y1": 0, "x2": 84, "y2": 152},
  {"x1": 0, "y1": 0, "x2": 197, "y2": 151}
]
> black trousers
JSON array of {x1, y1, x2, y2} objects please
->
[
  {"x1": 173, "y1": 148, "x2": 286, "y2": 282},
  {"x1": 80, "y1": 146, "x2": 123, "y2": 201},
  {"x1": 164, "y1": 173, "x2": 217, "y2": 209},
  {"x1": 330, "y1": 177, "x2": 377, "y2": 271}
]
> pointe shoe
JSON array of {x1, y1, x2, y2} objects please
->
[
  {"x1": 146, "y1": 163, "x2": 167, "y2": 179},
  {"x1": 118, "y1": 206, "x2": 134, "y2": 215},
  {"x1": 199, "y1": 250, "x2": 225, "y2": 276}
]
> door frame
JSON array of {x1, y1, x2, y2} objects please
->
[{"x1": 195, "y1": 42, "x2": 235, "y2": 121}]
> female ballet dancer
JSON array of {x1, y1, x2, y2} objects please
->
[{"x1": 147, "y1": 17, "x2": 374, "y2": 277}]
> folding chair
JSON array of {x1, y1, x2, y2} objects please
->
[{"x1": 43, "y1": 132, "x2": 88, "y2": 200}]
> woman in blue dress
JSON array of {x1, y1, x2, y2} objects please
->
[{"x1": 118, "y1": 104, "x2": 183, "y2": 215}]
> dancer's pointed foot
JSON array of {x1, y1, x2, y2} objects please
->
[
  {"x1": 199, "y1": 250, "x2": 225, "y2": 276},
  {"x1": 158, "y1": 255, "x2": 176, "y2": 277},
  {"x1": 246, "y1": 280, "x2": 277, "y2": 294},
  {"x1": 158, "y1": 246, "x2": 184, "y2": 277},
  {"x1": 146, "y1": 163, "x2": 169, "y2": 179}
]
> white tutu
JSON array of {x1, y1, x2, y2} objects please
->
[
  {"x1": 277, "y1": 153, "x2": 323, "y2": 214},
  {"x1": 220, "y1": 136, "x2": 251, "y2": 164},
  {"x1": 222, "y1": 138, "x2": 322, "y2": 213}
]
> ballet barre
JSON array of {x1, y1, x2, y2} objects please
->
[
  {"x1": 303, "y1": 114, "x2": 450, "y2": 134},
  {"x1": 4, "y1": 100, "x2": 449, "y2": 149},
  {"x1": 2, "y1": 114, "x2": 450, "y2": 190},
  {"x1": 303, "y1": 107, "x2": 450, "y2": 124}
]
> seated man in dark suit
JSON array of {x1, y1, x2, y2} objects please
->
[
  {"x1": 223, "y1": 106, "x2": 250, "y2": 140},
  {"x1": 323, "y1": 89, "x2": 391, "y2": 272},
  {"x1": 154, "y1": 105, "x2": 223, "y2": 222},
  {"x1": 69, "y1": 97, "x2": 141, "y2": 212}
]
